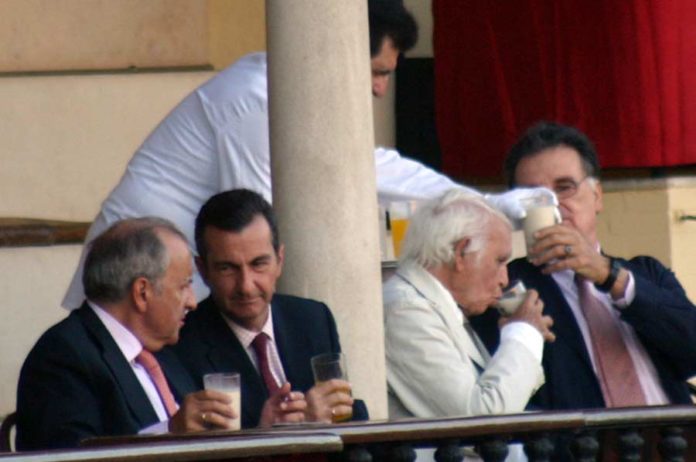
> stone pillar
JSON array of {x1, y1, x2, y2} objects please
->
[{"x1": 266, "y1": 0, "x2": 386, "y2": 418}]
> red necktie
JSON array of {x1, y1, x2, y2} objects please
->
[
  {"x1": 136, "y1": 349, "x2": 178, "y2": 417},
  {"x1": 251, "y1": 333, "x2": 280, "y2": 395},
  {"x1": 576, "y1": 276, "x2": 647, "y2": 407}
]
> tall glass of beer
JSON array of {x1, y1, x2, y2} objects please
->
[{"x1": 310, "y1": 352, "x2": 352, "y2": 423}]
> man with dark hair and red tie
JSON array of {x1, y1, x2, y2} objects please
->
[
  {"x1": 16, "y1": 218, "x2": 236, "y2": 450},
  {"x1": 173, "y1": 189, "x2": 368, "y2": 428},
  {"x1": 472, "y1": 121, "x2": 696, "y2": 411}
]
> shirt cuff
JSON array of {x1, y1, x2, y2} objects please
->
[
  {"x1": 139, "y1": 420, "x2": 169, "y2": 435},
  {"x1": 612, "y1": 270, "x2": 636, "y2": 308},
  {"x1": 501, "y1": 321, "x2": 544, "y2": 363}
]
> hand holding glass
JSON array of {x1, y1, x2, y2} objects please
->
[
  {"x1": 310, "y1": 352, "x2": 352, "y2": 423},
  {"x1": 495, "y1": 280, "x2": 527, "y2": 316},
  {"x1": 521, "y1": 196, "x2": 561, "y2": 254},
  {"x1": 203, "y1": 372, "x2": 241, "y2": 430}
]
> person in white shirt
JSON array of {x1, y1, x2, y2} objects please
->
[{"x1": 61, "y1": 0, "x2": 556, "y2": 308}]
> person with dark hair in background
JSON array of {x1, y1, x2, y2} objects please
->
[
  {"x1": 62, "y1": 0, "x2": 556, "y2": 308},
  {"x1": 367, "y1": 0, "x2": 417, "y2": 96},
  {"x1": 16, "y1": 218, "x2": 236, "y2": 450},
  {"x1": 472, "y1": 121, "x2": 696, "y2": 413},
  {"x1": 172, "y1": 189, "x2": 368, "y2": 428}
]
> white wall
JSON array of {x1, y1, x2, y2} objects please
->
[{"x1": 0, "y1": 72, "x2": 212, "y2": 416}]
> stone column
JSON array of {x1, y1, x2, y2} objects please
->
[{"x1": 266, "y1": 0, "x2": 386, "y2": 418}]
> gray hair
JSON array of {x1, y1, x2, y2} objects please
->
[
  {"x1": 399, "y1": 189, "x2": 511, "y2": 268},
  {"x1": 83, "y1": 217, "x2": 187, "y2": 304}
]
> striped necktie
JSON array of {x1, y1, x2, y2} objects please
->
[
  {"x1": 136, "y1": 349, "x2": 178, "y2": 417},
  {"x1": 252, "y1": 333, "x2": 280, "y2": 395},
  {"x1": 576, "y1": 275, "x2": 646, "y2": 407}
]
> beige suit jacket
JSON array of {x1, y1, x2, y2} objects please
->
[{"x1": 384, "y1": 261, "x2": 544, "y2": 419}]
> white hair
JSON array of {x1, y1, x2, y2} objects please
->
[{"x1": 399, "y1": 189, "x2": 511, "y2": 268}]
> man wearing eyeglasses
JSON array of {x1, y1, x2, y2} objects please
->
[{"x1": 472, "y1": 121, "x2": 696, "y2": 413}]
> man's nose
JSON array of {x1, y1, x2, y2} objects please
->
[
  {"x1": 499, "y1": 268, "x2": 510, "y2": 292},
  {"x1": 237, "y1": 267, "x2": 256, "y2": 295},
  {"x1": 185, "y1": 285, "x2": 198, "y2": 311}
]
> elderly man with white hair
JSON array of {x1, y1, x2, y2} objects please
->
[{"x1": 384, "y1": 189, "x2": 556, "y2": 423}]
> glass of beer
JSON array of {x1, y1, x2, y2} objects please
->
[
  {"x1": 203, "y1": 372, "x2": 241, "y2": 430},
  {"x1": 389, "y1": 201, "x2": 413, "y2": 258},
  {"x1": 310, "y1": 352, "x2": 352, "y2": 423}
]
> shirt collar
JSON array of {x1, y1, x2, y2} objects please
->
[
  {"x1": 223, "y1": 305, "x2": 275, "y2": 349},
  {"x1": 88, "y1": 300, "x2": 143, "y2": 363},
  {"x1": 396, "y1": 261, "x2": 464, "y2": 325}
]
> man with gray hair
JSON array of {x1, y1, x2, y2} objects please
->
[
  {"x1": 384, "y1": 190, "x2": 555, "y2": 423},
  {"x1": 16, "y1": 218, "x2": 236, "y2": 450}
]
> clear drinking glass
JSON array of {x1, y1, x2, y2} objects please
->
[
  {"x1": 495, "y1": 280, "x2": 527, "y2": 316},
  {"x1": 310, "y1": 352, "x2": 352, "y2": 423},
  {"x1": 203, "y1": 372, "x2": 241, "y2": 430},
  {"x1": 520, "y1": 196, "x2": 561, "y2": 255},
  {"x1": 389, "y1": 201, "x2": 412, "y2": 258}
]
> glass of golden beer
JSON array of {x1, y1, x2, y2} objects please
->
[
  {"x1": 389, "y1": 201, "x2": 412, "y2": 259},
  {"x1": 310, "y1": 352, "x2": 352, "y2": 423}
]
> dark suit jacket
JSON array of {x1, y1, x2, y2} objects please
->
[
  {"x1": 471, "y1": 256, "x2": 696, "y2": 410},
  {"x1": 16, "y1": 303, "x2": 196, "y2": 450},
  {"x1": 172, "y1": 294, "x2": 368, "y2": 428}
]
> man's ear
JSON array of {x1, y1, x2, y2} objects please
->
[
  {"x1": 276, "y1": 244, "x2": 285, "y2": 276},
  {"x1": 131, "y1": 277, "x2": 149, "y2": 313},
  {"x1": 453, "y1": 238, "x2": 471, "y2": 270},
  {"x1": 593, "y1": 180, "x2": 604, "y2": 214}
]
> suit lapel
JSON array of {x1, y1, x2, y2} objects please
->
[
  {"x1": 272, "y1": 297, "x2": 302, "y2": 386},
  {"x1": 77, "y1": 305, "x2": 159, "y2": 427},
  {"x1": 197, "y1": 302, "x2": 268, "y2": 426},
  {"x1": 395, "y1": 262, "x2": 488, "y2": 369}
]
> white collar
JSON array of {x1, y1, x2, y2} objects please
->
[
  {"x1": 223, "y1": 305, "x2": 275, "y2": 349},
  {"x1": 88, "y1": 300, "x2": 143, "y2": 362}
]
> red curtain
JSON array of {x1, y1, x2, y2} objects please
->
[{"x1": 433, "y1": 0, "x2": 696, "y2": 178}]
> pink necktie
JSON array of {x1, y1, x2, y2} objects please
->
[
  {"x1": 136, "y1": 349, "x2": 178, "y2": 417},
  {"x1": 251, "y1": 333, "x2": 280, "y2": 395},
  {"x1": 576, "y1": 276, "x2": 647, "y2": 407}
]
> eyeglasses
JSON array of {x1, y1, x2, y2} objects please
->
[{"x1": 552, "y1": 176, "x2": 592, "y2": 200}]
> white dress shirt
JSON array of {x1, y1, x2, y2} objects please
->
[
  {"x1": 88, "y1": 301, "x2": 173, "y2": 422},
  {"x1": 61, "y1": 52, "x2": 475, "y2": 309},
  {"x1": 551, "y1": 268, "x2": 669, "y2": 404},
  {"x1": 223, "y1": 307, "x2": 287, "y2": 388}
]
